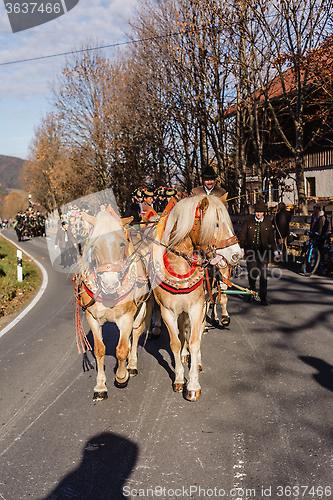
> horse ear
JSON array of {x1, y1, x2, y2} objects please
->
[
  {"x1": 220, "y1": 192, "x2": 228, "y2": 203},
  {"x1": 81, "y1": 212, "x2": 96, "y2": 226},
  {"x1": 200, "y1": 196, "x2": 209, "y2": 212},
  {"x1": 121, "y1": 216, "x2": 134, "y2": 227}
]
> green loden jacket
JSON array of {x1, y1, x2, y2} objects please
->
[{"x1": 240, "y1": 215, "x2": 277, "y2": 254}]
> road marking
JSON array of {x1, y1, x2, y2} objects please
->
[
  {"x1": 0, "y1": 233, "x2": 48, "y2": 338},
  {"x1": 233, "y1": 431, "x2": 246, "y2": 500}
]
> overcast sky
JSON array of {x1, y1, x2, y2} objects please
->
[{"x1": 0, "y1": 0, "x2": 138, "y2": 160}]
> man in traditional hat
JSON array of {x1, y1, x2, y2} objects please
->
[
  {"x1": 191, "y1": 165, "x2": 226, "y2": 199},
  {"x1": 55, "y1": 220, "x2": 77, "y2": 268},
  {"x1": 240, "y1": 199, "x2": 280, "y2": 306},
  {"x1": 124, "y1": 188, "x2": 144, "y2": 223}
]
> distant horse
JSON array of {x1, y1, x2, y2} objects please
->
[
  {"x1": 14, "y1": 218, "x2": 25, "y2": 242},
  {"x1": 76, "y1": 211, "x2": 151, "y2": 401},
  {"x1": 148, "y1": 194, "x2": 242, "y2": 401}
]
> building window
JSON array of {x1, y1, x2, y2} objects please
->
[{"x1": 306, "y1": 177, "x2": 316, "y2": 197}]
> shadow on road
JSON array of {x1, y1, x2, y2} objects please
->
[
  {"x1": 39, "y1": 432, "x2": 138, "y2": 500},
  {"x1": 299, "y1": 356, "x2": 333, "y2": 392},
  {"x1": 142, "y1": 327, "x2": 175, "y2": 383}
]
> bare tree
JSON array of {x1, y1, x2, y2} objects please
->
[{"x1": 242, "y1": 0, "x2": 333, "y2": 213}]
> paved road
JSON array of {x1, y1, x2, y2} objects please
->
[{"x1": 1, "y1": 229, "x2": 333, "y2": 500}]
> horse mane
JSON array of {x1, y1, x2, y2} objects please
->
[
  {"x1": 162, "y1": 195, "x2": 198, "y2": 247},
  {"x1": 82, "y1": 211, "x2": 125, "y2": 272},
  {"x1": 162, "y1": 194, "x2": 233, "y2": 248},
  {"x1": 199, "y1": 195, "x2": 234, "y2": 247}
]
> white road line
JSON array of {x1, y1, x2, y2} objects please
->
[{"x1": 0, "y1": 233, "x2": 48, "y2": 338}]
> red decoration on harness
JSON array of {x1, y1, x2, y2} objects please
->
[
  {"x1": 158, "y1": 275, "x2": 204, "y2": 294},
  {"x1": 163, "y1": 251, "x2": 199, "y2": 279},
  {"x1": 195, "y1": 205, "x2": 201, "y2": 218}
]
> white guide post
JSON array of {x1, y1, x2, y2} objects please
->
[{"x1": 17, "y1": 249, "x2": 23, "y2": 282}]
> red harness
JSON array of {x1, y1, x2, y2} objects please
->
[{"x1": 163, "y1": 251, "x2": 199, "y2": 279}]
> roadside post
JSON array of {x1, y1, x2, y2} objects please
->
[{"x1": 17, "y1": 249, "x2": 22, "y2": 282}]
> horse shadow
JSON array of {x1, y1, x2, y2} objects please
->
[
  {"x1": 299, "y1": 356, "x2": 333, "y2": 392},
  {"x1": 84, "y1": 320, "x2": 177, "y2": 385},
  {"x1": 85, "y1": 322, "x2": 122, "y2": 374},
  {"x1": 141, "y1": 326, "x2": 175, "y2": 383},
  {"x1": 38, "y1": 432, "x2": 138, "y2": 500}
]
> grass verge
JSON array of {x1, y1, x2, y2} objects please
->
[{"x1": 0, "y1": 235, "x2": 42, "y2": 320}]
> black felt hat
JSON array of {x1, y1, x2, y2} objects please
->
[
  {"x1": 202, "y1": 165, "x2": 218, "y2": 179},
  {"x1": 254, "y1": 199, "x2": 268, "y2": 212}
]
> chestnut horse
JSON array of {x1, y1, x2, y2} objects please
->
[
  {"x1": 149, "y1": 194, "x2": 242, "y2": 401},
  {"x1": 77, "y1": 211, "x2": 151, "y2": 401}
]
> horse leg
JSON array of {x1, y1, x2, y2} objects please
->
[
  {"x1": 211, "y1": 303, "x2": 219, "y2": 326},
  {"x1": 203, "y1": 300, "x2": 209, "y2": 334},
  {"x1": 185, "y1": 301, "x2": 205, "y2": 401},
  {"x1": 114, "y1": 314, "x2": 134, "y2": 388},
  {"x1": 220, "y1": 293, "x2": 230, "y2": 327},
  {"x1": 127, "y1": 299, "x2": 151, "y2": 376},
  {"x1": 179, "y1": 312, "x2": 189, "y2": 364},
  {"x1": 148, "y1": 299, "x2": 161, "y2": 340},
  {"x1": 161, "y1": 307, "x2": 184, "y2": 392},
  {"x1": 86, "y1": 313, "x2": 108, "y2": 401}
]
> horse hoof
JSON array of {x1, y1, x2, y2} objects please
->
[
  {"x1": 128, "y1": 368, "x2": 138, "y2": 377},
  {"x1": 115, "y1": 373, "x2": 130, "y2": 388},
  {"x1": 211, "y1": 318, "x2": 219, "y2": 326},
  {"x1": 198, "y1": 364, "x2": 202, "y2": 372},
  {"x1": 93, "y1": 391, "x2": 108, "y2": 401},
  {"x1": 203, "y1": 327, "x2": 209, "y2": 335},
  {"x1": 184, "y1": 389, "x2": 201, "y2": 402},
  {"x1": 173, "y1": 383, "x2": 184, "y2": 392},
  {"x1": 181, "y1": 355, "x2": 189, "y2": 364},
  {"x1": 221, "y1": 316, "x2": 230, "y2": 327}
]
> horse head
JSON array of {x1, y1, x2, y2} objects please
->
[
  {"x1": 190, "y1": 195, "x2": 242, "y2": 266},
  {"x1": 82, "y1": 211, "x2": 132, "y2": 296}
]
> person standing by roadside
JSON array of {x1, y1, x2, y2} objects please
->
[
  {"x1": 273, "y1": 202, "x2": 292, "y2": 259},
  {"x1": 55, "y1": 220, "x2": 77, "y2": 268},
  {"x1": 240, "y1": 199, "x2": 280, "y2": 306},
  {"x1": 309, "y1": 203, "x2": 331, "y2": 254}
]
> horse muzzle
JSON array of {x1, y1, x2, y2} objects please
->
[{"x1": 100, "y1": 272, "x2": 120, "y2": 295}]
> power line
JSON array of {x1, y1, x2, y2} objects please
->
[
  {"x1": 0, "y1": 30, "x2": 193, "y2": 67},
  {"x1": 0, "y1": 5, "x2": 324, "y2": 67}
]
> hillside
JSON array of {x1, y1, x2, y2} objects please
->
[{"x1": 0, "y1": 155, "x2": 24, "y2": 189}]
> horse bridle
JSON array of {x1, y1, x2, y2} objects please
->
[
  {"x1": 89, "y1": 236, "x2": 130, "y2": 282},
  {"x1": 189, "y1": 204, "x2": 239, "y2": 258}
]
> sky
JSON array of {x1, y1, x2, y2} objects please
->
[{"x1": 0, "y1": 0, "x2": 138, "y2": 160}]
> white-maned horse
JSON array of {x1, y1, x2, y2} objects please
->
[
  {"x1": 148, "y1": 194, "x2": 241, "y2": 401},
  {"x1": 77, "y1": 211, "x2": 151, "y2": 400}
]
